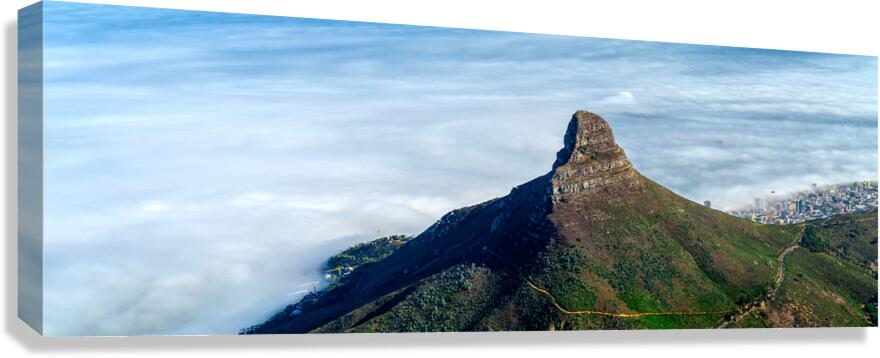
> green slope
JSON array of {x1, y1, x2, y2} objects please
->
[{"x1": 731, "y1": 210, "x2": 878, "y2": 328}]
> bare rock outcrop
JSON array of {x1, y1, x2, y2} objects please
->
[{"x1": 549, "y1": 110, "x2": 641, "y2": 202}]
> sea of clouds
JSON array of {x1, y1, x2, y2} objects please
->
[{"x1": 38, "y1": 2, "x2": 876, "y2": 335}]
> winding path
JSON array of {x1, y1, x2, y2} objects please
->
[
  {"x1": 487, "y1": 250, "x2": 736, "y2": 319},
  {"x1": 717, "y1": 233, "x2": 803, "y2": 328},
  {"x1": 491, "y1": 216, "x2": 874, "y2": 327},
  {"x1": 717, "y1": 216, "x2": 877, "y2": 328},
  {"x1": 526, "y1": 279, "x2": 735, "y2": 318}
]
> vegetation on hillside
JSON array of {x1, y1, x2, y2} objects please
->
[
  {"x1": 730, "y1": 210, "x2": 878, "y2": 328},
  {"x1": 245, "y1": 200, "x2": 877, "y2": 333},
  {"x1": 239, "y1": 235, "x2": 413, "y2": 334},
  {"x1": 325, "y1": 234, "x2": 412, "y2": 271},
  {"x1": 801, "y1": 209, "x2": 877, "y2": 274}
]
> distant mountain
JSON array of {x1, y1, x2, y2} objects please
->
[{"x1": 243, "y1": 110, "x2": 877, "y2": 333}]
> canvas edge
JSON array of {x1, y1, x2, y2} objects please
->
[{"x1": 17, "y1": 0, "x2": 44, "y2": 336}]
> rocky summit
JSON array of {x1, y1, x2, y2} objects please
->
[
  {"x1": 549, "y1": 110, "x2": 640, "y2": 201},
  {"x1": 243, "y1": 110, "x2": 877, "y2": 334}
]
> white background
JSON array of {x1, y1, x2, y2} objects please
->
[{"x1": 1, "y1": 0, "x2": 878, "y2": 356}]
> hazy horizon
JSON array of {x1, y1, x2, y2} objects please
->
[{"x1": 40, "y1": 1, "x2": 877, "y2": 335}]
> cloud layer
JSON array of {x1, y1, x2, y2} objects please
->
[{"x1": 39, "y1": 1, "x2": 877, "y2": 335}]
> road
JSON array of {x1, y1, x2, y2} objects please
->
[
  {"x1": 526, "y1": 280, "x2": 734, "y2": 318},
  {"x1": 717, "y1": 216, "x2": 877, "y2": 327},
  {"x1": 813, "y1": 217, "x2": 876, "y2": 228},
  {"x1": 488, "y1": 215, "x2": 875, "y2": 327},
  {"x1": 717, "y1": 233, "x2": 803, "y2": 328},
  {"x1": 487, "y1": 250, "x2": 736, "y2": 319}
]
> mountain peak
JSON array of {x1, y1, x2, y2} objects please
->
[
  {"x1": 549, "y1": 110, "x2": 639, "y2": 201},
  {"x1": 244, "y1": 108, "x2": 876, "y2": 334}
]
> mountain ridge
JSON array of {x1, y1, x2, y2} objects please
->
[{"x1": 243, "y1": 110, "x2": 877, "y2": 333}]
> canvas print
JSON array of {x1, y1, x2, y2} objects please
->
[{"x1": 17, "y1": 1, "x2": 878, "y2": 336}]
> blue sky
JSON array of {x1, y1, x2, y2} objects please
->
[{"x1": 39, "y1": 1, "x2": 877, "y2": 335}]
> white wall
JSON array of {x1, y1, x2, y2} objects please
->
[{"x1": 2, "y1": 0, "x2": 878, "y2": 357}]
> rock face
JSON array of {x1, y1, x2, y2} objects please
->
[{"x1": 549, "y1": 110, "x2": 640, "y2": 202}]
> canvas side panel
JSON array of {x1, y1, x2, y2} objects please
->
[{"x1": 18, "y1": 1, "x2": 44, "y2": 335}]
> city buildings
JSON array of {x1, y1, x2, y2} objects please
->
[{"x1": 726, "y1": 181, "x2": 878, "y2": 225}]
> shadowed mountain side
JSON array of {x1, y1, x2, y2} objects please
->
[
  {"x1": 247, "y1": 171, "x2": 558, "y2": 333},
  {"x1": 243, "y1": 110, "x2": 876, "y2": 333}
]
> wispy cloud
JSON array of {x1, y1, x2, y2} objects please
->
[{"x1": 40, "y1": 1, "x2": 877, "y2": 335}]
